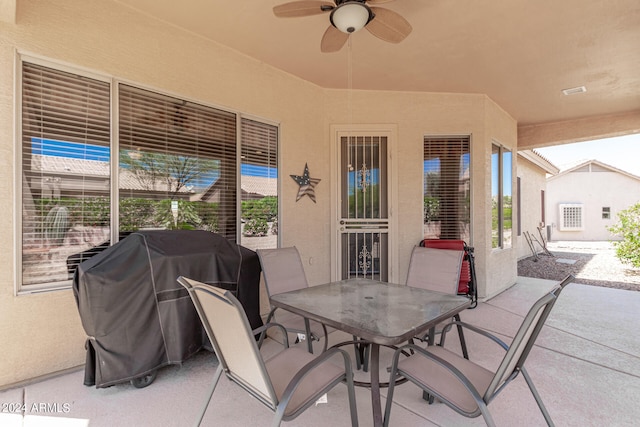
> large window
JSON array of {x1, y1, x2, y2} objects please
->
[
  {"x1": 491, "y1": 143, "x2": 512, "y2": 248},
  {"x1": 423, "y1": 136, "x2": 471, "y2": 241},
  {"x1": 18, "y1": 57, "x2": 278, "y2": 292}
]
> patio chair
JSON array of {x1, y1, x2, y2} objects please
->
[
  {"x1": 257, "y1": 247, "x2": 330, "y2": 353},
  {"x1": 177, "y1": 276, "x2": 359, "y2": 427},
  {"x1": 420, "y1": 239, "x2": 478, "y2": 308},
  {"x1": 383, "y1": 274, "x2": 574, "y2": 427},
  {"x1": 406, "y1": 246, "x2": 469, "y2": 359}
]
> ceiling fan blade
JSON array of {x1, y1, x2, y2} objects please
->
[
  {"x1": 366, "y1": 0, "x2": 396, "y2": 4},
  {"x1": 321, "y1": 25, "x2": 349, "y2": 53},
  {"x1": 273, "y1": 1, "x2": 334, "y2": 18},
  {"x1": 366, "y1": 7, "x2": 412, "y2": 43}
]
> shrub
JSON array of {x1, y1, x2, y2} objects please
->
[
  {"x1": 608, "y1": 203, "x2": 640, "y2": 268},
  {"x1": 243, "y1": 218, "x2": 269, "y2": 236}
]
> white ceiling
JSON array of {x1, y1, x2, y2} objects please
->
[{"x1": 115, "y1": 0, "x2": 639, "y2": 127}]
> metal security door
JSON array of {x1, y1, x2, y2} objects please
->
[{"x1": 337, "y1": 134, "x2": 389, "y2": 281}]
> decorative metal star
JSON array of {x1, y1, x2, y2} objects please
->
[{"x1": 290, "y1": 163, "x2": 321, "y2": 203}]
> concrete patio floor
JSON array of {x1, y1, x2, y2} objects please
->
[{"x1": 1, "y1": 277, "x2": 639, "y2": 426}]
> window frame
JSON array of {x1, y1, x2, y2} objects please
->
[
  {"x1": 422, "y1": 135, "x2": 473, "y2": 243},
  {"x1": 491, "y1": 143, "x2": 513, "y2": 249},
  {"x1": 15, "y1": 54, "x2": 279, "y2": 294},
  {"x1": 559, "y1": 203, "x2": 584, "y2": 231}
]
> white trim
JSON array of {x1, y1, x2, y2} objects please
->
[{"x1": 559, "y1": 203, "x2": 584, "y2": 231}]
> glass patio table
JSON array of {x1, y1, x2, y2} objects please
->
[{"x1": 270, "y1": 277, "x2": 471, "y2": 427}]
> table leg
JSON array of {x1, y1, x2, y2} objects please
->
[
  {"x1": 370, "y1": 343, "x2": 382, "y2": 427},
  {"x1": 304, "y1": 318, "x2": 313, "y2": 353}
]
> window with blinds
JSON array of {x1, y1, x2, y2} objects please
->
[
  {"x1": 18, "y1": 57, "x2": 279, "y2": 291},
  {"x1": 423, "y1": 136, "x2": 471, "y2": 241},
  {"x1": 21, "y1": 62, "x2": 111, "y2": 289},
  {"x1": 239, "y1": 118, "x2": 278, "y2": 250},
  {"x1": 118, "y1": 84, "x2": 237, "y2": 239}
]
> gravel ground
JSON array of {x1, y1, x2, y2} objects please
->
[{"x1": 517, "y1": 241, "x2": 640, "y2": 291}]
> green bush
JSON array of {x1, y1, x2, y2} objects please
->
[{"x1": 608, "y1": 203, "x2": 640, "y2": 267}]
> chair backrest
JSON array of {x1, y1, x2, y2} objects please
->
[
  {"x1": 257, "y1": 247, "x2": 309, "y2": 296},
  {"x1": 422, "y1": 239, "x2": 473, "y2": 294},
  {"x1": 485, "y1": 274, "x2": 574, "y2": 401},
  {"x1": 178, "y1": 276, "x2": 278, "y2": 409},
  {"x1": 406, "y1": 246, "x2": 464, "y2": 295}
]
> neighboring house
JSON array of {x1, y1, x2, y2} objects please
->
[
  {"x1": 545, "y1": 160, "x2": 640, "y2": 241},
  {"x1": 516, "y1": 150, "x2": 559, "y2": 260}
]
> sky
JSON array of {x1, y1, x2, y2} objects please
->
[{"x1": 535, "y1": 134, "x2": 640, "y2": 176}]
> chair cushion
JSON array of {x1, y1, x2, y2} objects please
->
[
  {"x1": 397, "y1": 346, "x2": 494, "y2": 415},
  {"x1": 265, "y1": 347, "x2": 345, "y2": 417}
]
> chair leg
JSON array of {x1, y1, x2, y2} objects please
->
[
  {"x1": 344, "y1": 358, "x2": 359, "y2": 426},
  {"x1": 383, "y1": 351, "x2": 403, "y2": 427},
  {"x1": 196, "y1": 364, "x2": 223, "y2": 426},
  {"x1": 521, "y1": 368, "x2": 555, "y2": 427}
]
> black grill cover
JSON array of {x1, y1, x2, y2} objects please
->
[{"x1": 73, "y1": 230, "x2": 262, "y2": 388}]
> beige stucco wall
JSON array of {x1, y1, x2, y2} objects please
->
[
  {"x1": 546, "y1": 167, "x2": 640, "y2": 241},
  {"x1": 516, "y1": 156, "x2": 549, "y2": 260},
  {"x1": 323, "y1": 91, "x2": 518, "y2": 299},
  {"x1": 0, "y1": 0, "x2": 517, "y2": 387}
]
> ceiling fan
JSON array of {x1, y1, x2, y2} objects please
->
[{"x1": 273, "y1": 0, "x2": 412, "y2": 52}]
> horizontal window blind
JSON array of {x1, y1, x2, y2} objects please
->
[
  {"x1": 423, "y1": 136, "x2": 471, "y2": 241},
  {"x1": 239, "y1": 118, "x2": 278, "y2": 250},
  {"x1": 118, "y1": 84, "x2": 238, "y2": 240},
  {"x1": 21, "y1": 62, "x2": 111, "y2": 287}
]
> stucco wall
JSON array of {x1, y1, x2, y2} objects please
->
[
  {"x1": 546, "y1": 166, "x2": 640, "y2": 241},
  {"x1": 516, "y1": 156, "x2": 549, "y2": 260},
  {"x1": 323, "y1": 91, "x2": 518, "y2": 300},
  {"x1": 0, "y1": 0, "x2": 517, "y2": 386}
]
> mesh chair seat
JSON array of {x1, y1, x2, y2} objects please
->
[{"x1": 266, "y1": 346, "x2": 345, "y2": 417}]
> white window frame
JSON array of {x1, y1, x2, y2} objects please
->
[{"x1": 559, "y1": 203, "x2": 584, "y2": 231}]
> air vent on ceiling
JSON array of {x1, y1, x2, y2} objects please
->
[{"x1": 562, "y1": 86, "x2": 587, "y2": 96}]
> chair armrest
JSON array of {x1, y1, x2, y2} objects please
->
[
  {"x1": 440, "y1": 320, "x2": 509, "y2": 351},
  {"x1": 254, "y1": 322, "x2": 290, "y2": 349}
]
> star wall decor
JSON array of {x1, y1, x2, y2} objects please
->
[{"x1": 290, "y1": 163, "x2": 321, "y2": 203}]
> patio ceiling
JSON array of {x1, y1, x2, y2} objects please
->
[{"x1": 115, "y1": 0, "x2": 640, "y2": 142}]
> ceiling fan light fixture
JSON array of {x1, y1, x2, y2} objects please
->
[{"x1": 330, "y1": 2, "x2": 372, "y2": 34}]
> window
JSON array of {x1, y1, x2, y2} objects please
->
[
  {"x1": 491, "y1": 144, "x2": 512, "y2": 248},
  {"x1": 602, "y1": 207, "x2": 611, "y2": 220},
  {"x1": 559, "y1": 204, "x2": 584, "y2": 230},
  {"x1": 18, "y1": 57, "x2": 279, "y2": 292},
  {"x1": 423, "y1": 136, "x2": 471, "y2": 241},
  {"x1": 21, "y1": 62, "x2": 111, "y2": 290},
  {"x1": 118, "y1": 84, "x2": 238, "y2": 239},
  {"x1": 239, "y1": 118, "x2": 278, "y2": 251}
]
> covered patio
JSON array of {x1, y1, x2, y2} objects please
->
[{"x1": 2, "y1": 276, "x2": 638, "y2": 426}]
